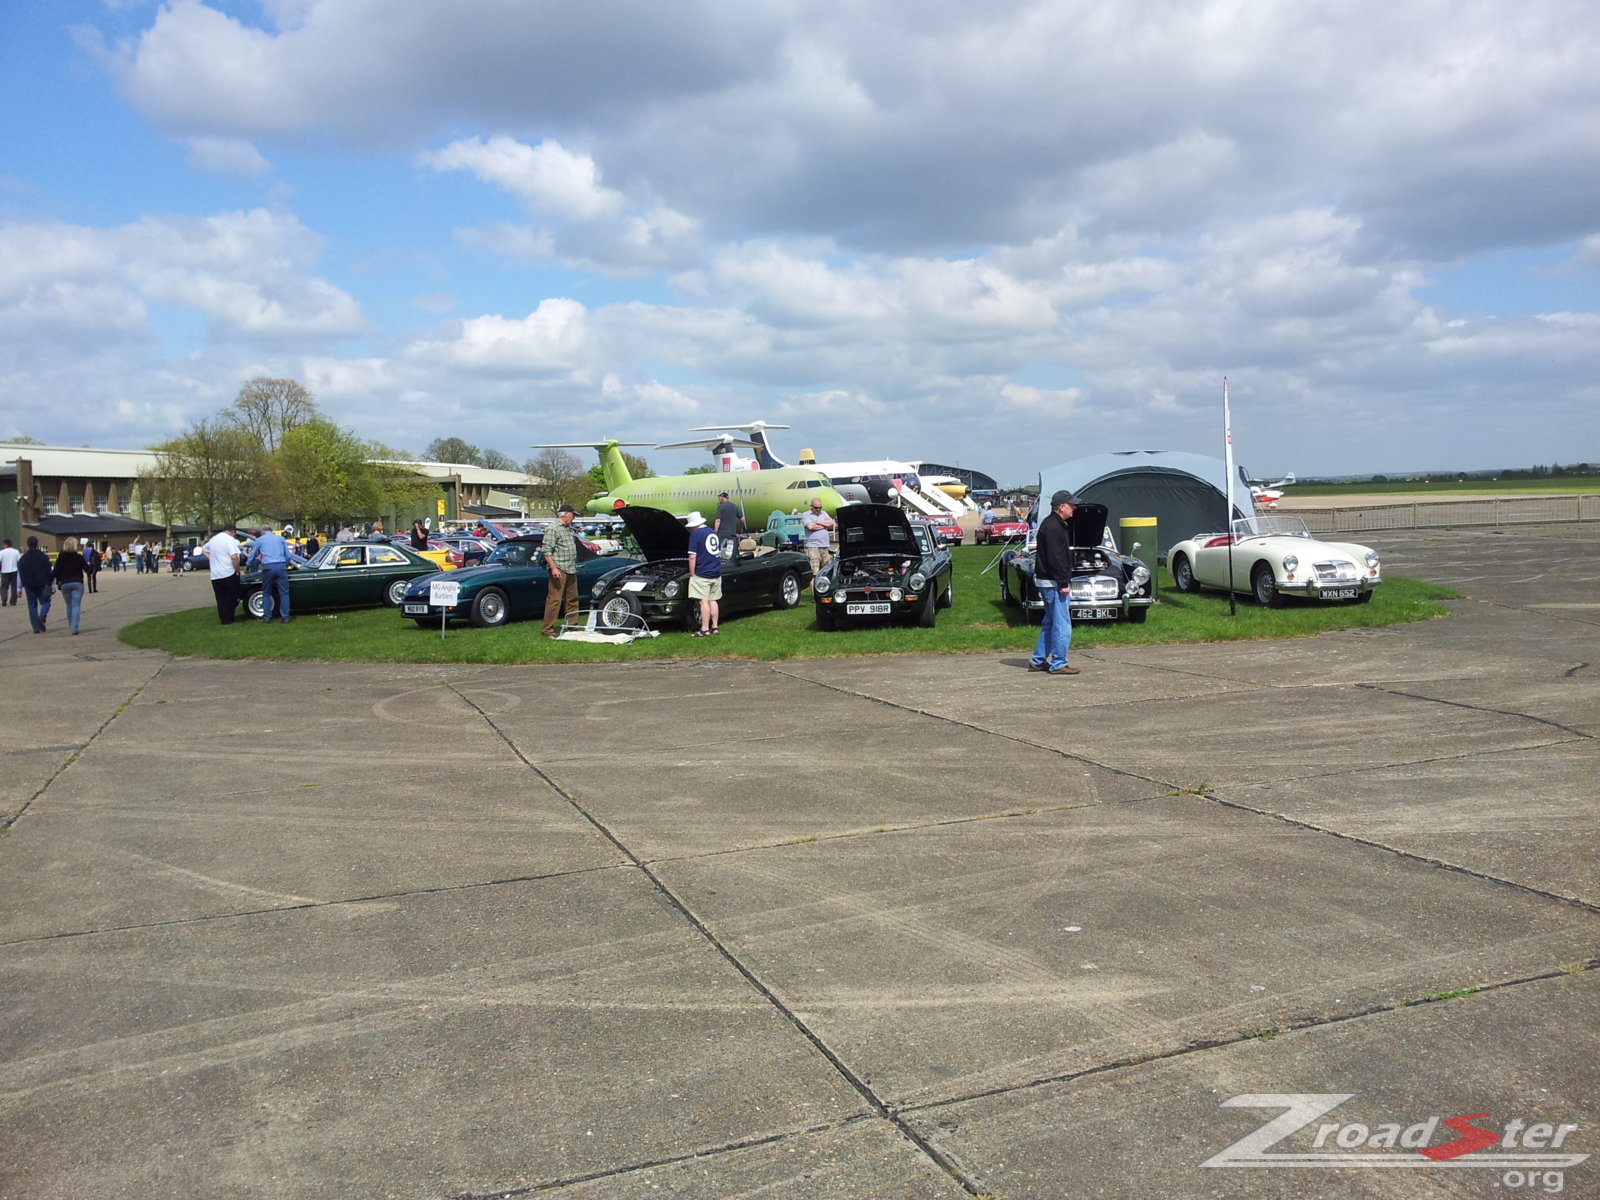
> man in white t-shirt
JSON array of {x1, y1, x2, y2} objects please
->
[
  {"x1": 201, "y1": 522, "x2": 243, "y2": 625},
  {"x1": 0, "y1": 538, "x2": 19, "y2": 606}
]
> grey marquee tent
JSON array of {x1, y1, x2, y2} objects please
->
[{"x1": 1037, "y1": 450, "x2": 1248, "y2": 556}]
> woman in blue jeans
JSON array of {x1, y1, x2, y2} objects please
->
[{"x1": 52, "y1": 536, "x2": 88, "y2": 635}]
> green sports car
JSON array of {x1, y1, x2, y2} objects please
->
[
  {"x1": 399, "y1": 535, "x2": 640, "y2": 628},
  {"x1": 240, "y1": 541, "x2": 442, "y2": 618}
]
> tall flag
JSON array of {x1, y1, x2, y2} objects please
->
[
  {"x1": 1223, "y1": 377, "x2": 1238, "y2": 614},
  {"x1": 1223, "y1": 377, "x2": 1237, "y2": 524}
]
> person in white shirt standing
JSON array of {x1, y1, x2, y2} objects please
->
[
  {"x1": 0, "y1": 538, "x2": 19, "y2": 606},
  {"x1": 201, "y1": 522, "x2": 243, "y2": 625}
]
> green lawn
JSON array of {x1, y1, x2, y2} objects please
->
[
  {"x1": 1292, "y1": 477, "x2": 1599, "y2": 497},
  {"x1": 118, "y1": 546, "x2": 1458, "y2": 665}
]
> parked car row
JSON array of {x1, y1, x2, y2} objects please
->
[{"x1": 217, "y1": 504, "x2": 1383, "y2": 632}]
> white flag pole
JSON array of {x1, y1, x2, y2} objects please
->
[{"x1": 1223, "y1": 376, "x2": 1237, "y2": 616}]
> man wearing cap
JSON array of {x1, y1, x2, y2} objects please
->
[
  {"x1": 684, "y1": 511, "x2": 722, "y2": 636},
  {"x1": 1028, "y1": 491, "x2": 1082, "y2": 675},
  {"x1": 714, "y1": 491, "x2": 742, "y2": 561},
  {"x1": 200, "y1": 521, "x2": 244, "y2": 625},
  {"x1": 541, "y1": 503, "x2": 581, "y2": 636}
]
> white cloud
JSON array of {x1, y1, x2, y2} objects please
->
[
  {"x1": 421, "y1": 136, "x2": 621, "y2": 221},
  {"x1": 185, "y1": 136, "x2": 271, "y2": 178}
]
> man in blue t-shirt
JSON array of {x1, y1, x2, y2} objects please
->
[{"x1": 684, "y1": 511, "x2": 722, "y2": 637}]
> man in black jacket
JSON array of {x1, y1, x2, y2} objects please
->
[
  {"x1": 17, "y1": 536, "x2": 54, "y2": 633},
  {"x1": 1028, "y1": 490, "x2": 1081, "y2": 675}
]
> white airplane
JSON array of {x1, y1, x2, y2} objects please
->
[
  {"x1": 727, "y1": 424, "x2": 967, "y2": 518},
  {"x1": 1242, "y1": 469, "x2": 1296, "y2": 509},
  {"x1": 654, "y1": 425, "x2": 791, "y2": 473}
]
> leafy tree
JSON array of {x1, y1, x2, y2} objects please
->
[
  {"x1": 584, "y1": 451, "x2": 654, "y2": 494},
  {"x1": 480, "y1": 448, "x2": 518, "y2": 471},
  {"x1": 4, "y1": 435, "x2": 43, "y2": 445},
  {"x1": 683, "y1": 465, "x2": 716, "y2": 475},
  {"x1": 424, "y1": 437, "x2": 483, "y2": 466},
  {"x1": 525, "y1": 449, "x2": 588, "y2": 511},
  {"x1": 275, "y1": 421, "x2": 433, "y2": 531},
  {"x1": 230, "y1": 378, "x2": 317, "y2": 454},
  {"x1": 145, "y1": 420, "x2": 269, "y2": 531}
]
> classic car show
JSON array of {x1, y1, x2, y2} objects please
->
[
  {"x1": 400, "y1": 534, "x2": 639, "y2": 628},
  {"x1": 239, "y1": 540, "x2": 442, "y2": 619},
  {"x1": 812, "y1": 504, "x2": 954, "y2": 630},
  {"x1": 591, "y1": 504, "x2": 813, "y2": 632},
  {"x1": 1168, "y1": 515, "x2": 1382, "y2": 606},
  {"x1": 996, "y1": 502, "x2": 1154, "y2": 623}
]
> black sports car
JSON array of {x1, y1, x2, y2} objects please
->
[
  {"x1": 813, "y1": 504, "x2": 954, "y2": 630},
  {"x1": 591, "y1": 506, "x2": 813, "y2": 632},
  {"x1": 997, "y1": 503, "x2": 1153, "y2": 623}
]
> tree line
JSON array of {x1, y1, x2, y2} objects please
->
[
  {"x1": 136, "y1": 379, "x2": 658, "y2": 531},
  {"x1": 140, "y1": 379, "x2": 436, "y2": 533}
]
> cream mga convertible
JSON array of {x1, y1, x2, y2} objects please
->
[{"x1": 1168, "y1": 516, "x2": 1382, "y2": 606}]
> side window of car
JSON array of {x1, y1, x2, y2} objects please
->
[
  {"x1": 370, "y1": 547, "x2": 406, "y2": 566},
  {"x1": 335, "y1": 548, "x2": 364, "y2": 567}
]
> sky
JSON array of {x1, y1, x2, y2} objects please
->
[{"x1": 2, "y1": 0, "x2": 1596, "y2": 485}]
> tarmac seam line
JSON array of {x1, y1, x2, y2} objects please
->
[
  {"x1": 897, "y1": 957, "x2": 1600, "y2": 1117},
  {"x1": 1197, "y1": 787, "x2": 1600, "y2": 916},
  {"x1": 1355, "y1": 680, "x2": 1597, "y2": 739},
  {"x1": 1, "y1": 655, "x2": 171, "y2": 834},
  {"x1": 451, "y1": 682, "x2": 993, "y2": 1199},
  {"x1": 0, "y1": 861, "x2": 633, "y2": 947},
  {"x1": 441, "y1": 1113, "x2": 881, "y2": 1199}
]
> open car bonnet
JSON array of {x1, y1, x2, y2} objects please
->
[
  {"x1": 616, "y1": 506, "x2": 689, "y2": 561},
  {"x1": 836, "y1": 504, "x2": 923, "y2": 557},
  {"x1": 1066, "y1": 503, "x2": 1109, "y2": 547}
]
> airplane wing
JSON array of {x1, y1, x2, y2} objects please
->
[{"x1": 656, "y1": 435, "x2": 763, "y2": 452}]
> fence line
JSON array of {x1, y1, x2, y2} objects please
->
[{"x1": 1291, "y1": 494, "x2": 1600, "y2": 534}]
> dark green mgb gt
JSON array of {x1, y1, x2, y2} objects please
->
[{"x1": 241, "y1": 542, "x2": 443, "y2": 618}]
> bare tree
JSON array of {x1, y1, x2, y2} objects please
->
[
  {"x1": 424, "y1": 437, "x2": 483, "y2": 465},
  {"x1": 230, "y1": 378, "x2": 318, "y2": 453},
  {"x1": 524, "y1": 448, "x2": 587, "y2": 512},
  {"x1": 147, "y1": 420, "x2": 270, "y2": 532},
  {"x1": 480, "y1": 447, "x2": 518, "y2": 471}
]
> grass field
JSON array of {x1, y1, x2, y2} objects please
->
[
  {"x1": 1291, "y1": 477, "x2": 1599, "y2": 497},
  {"x1": 118, "y1": 546, "x2": 1458, "y2": 665}
]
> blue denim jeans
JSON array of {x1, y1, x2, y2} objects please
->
[
  {"x1": 58, "y1": 581, "x2": 84, "y2": 633},
  {"x1": 25, "y1": 585, "x2": 52, "y2": 632},
  {"x1": 1031, "y1": 583, "x2": 1073, "y2": 668},
  {"x1": 259, "y1": 564, "x2": 291, "y2": 621}
]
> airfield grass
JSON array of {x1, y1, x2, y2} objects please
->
[
  {"x1": 1291, "y1": 477, "x2": 1598, "y2": 497},
  {"x1": 119, "y1": 546, "x2": 1458, "y2": 665}
]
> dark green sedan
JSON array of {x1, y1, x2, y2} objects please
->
[
  {"x1": 241, "y1": 542, "x2": 442, "y2": 618},
  {"x1": 399, "y1": 536, "x2": 641, "y2": 628}
]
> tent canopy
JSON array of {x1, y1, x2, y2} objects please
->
[{"x1": 1037, "y1": 451, "x2": 1246, "y2": 555}]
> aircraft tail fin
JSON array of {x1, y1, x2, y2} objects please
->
[{"x1": 750, "y1": 428, "x2": 789, "y2": 471}]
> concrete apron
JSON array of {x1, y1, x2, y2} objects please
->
[{"x1": 0, "y1": 527, "x2": 1595, "y2": 1199}]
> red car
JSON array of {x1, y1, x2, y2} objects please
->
[
  {"x1": 973, "y1": 517, "x2": 1030, "y2": 544},
  {"x1": 927, "y1": 515, "x2": 964, "y2": 546}
]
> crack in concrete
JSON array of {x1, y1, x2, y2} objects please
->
[{"x1": 1356, "y1": 680, "x2": 1596, "y2": 739}]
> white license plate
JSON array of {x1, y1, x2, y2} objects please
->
[
  {"x1": 403, "y1": 604, "x2": 429, "y2": 615},
  {"x1": 1322, "y1": 587, "x2": 1358, "y2": 600},
  {"x1": 846, "y1": 602, "x2": 892, "y2": 615},
  {"x1": 1073, "y1": 606, "x2": 1119, "y2": 620}
]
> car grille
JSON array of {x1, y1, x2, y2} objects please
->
[
  {"x1": 1311, "y1": 560, "x2": 1359, "y2": 583},
  {"x1": 1069, "y1": 575, "x2": 1121, "y2": 602}
]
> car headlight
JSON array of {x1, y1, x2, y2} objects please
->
[
  {"x1": 908, "y1": 572, "x2": 927, "y2": 591},
  {"x1": 663, "y1": 579, "x2": 680, "y2": 598},
  {"x1": 1281, "y1": 554, "x2": 1299, "y2": 573},
  {"x1": 1365, "y1": 550, "x2": 1380, "y2": 569},
  {"x1": 813, "y1": 574, "x2": 831, "y2": 594},
  {"x1": 1131, "y1": 564, "x2": 1150, "y2": 586},
  {"x1": 889, "y1": 588, "x2": 904, "y2": 602}
]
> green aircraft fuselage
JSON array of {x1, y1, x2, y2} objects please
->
[{"x1": 543, "y1": 440, "x2": 850, "y2": 528}]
